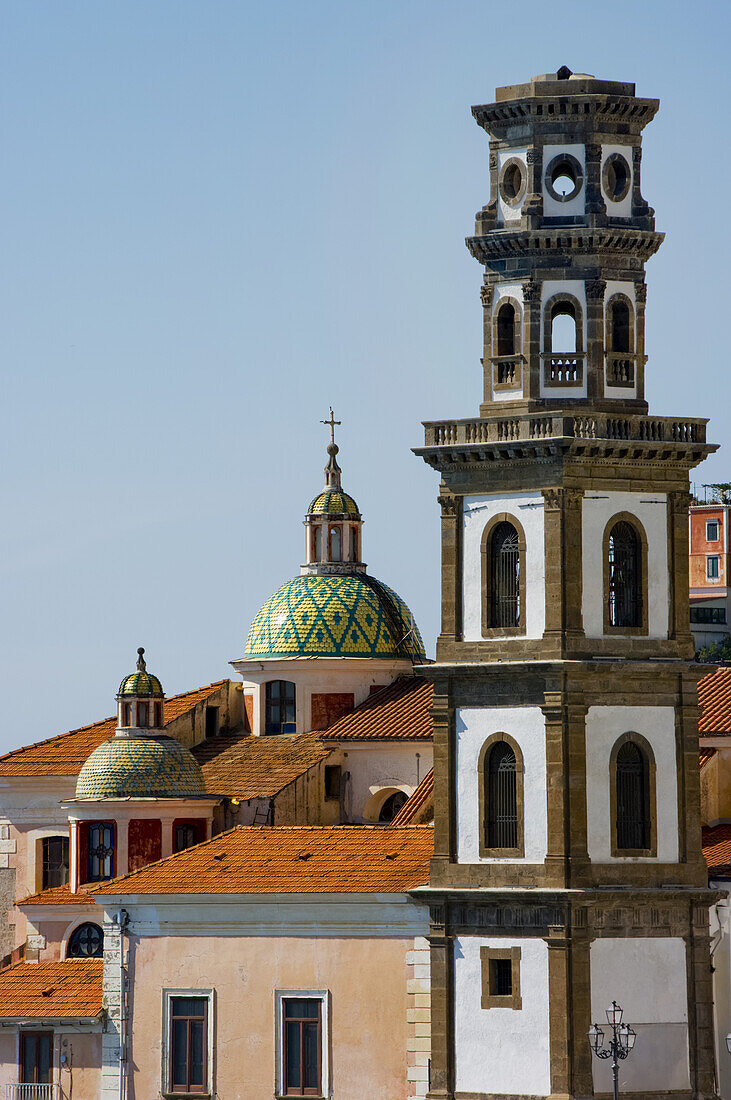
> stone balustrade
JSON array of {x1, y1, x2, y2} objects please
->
[{"x1": 424, "y1": 413, "x2": 707, "y2": 448}]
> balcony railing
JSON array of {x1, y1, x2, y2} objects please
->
[
  {"x1": 606, "y1": 353, "x2": 636, "y2": 387},
  {"x1": 423, "y1": 413, "x2": 708, "y2": 449},
  {"x1": 6, "y1": 1085, "x2": 60, "y2": 1100},
  {"x1": 543, "y1": 354, "x2": 584, "y2": 386},
  {"x1": 491, "y1": 355, "x2": 523, "y2": 390}
]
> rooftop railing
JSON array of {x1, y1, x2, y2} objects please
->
[{"x1": 423, "y1": 413, "x2": 707, "y2": 449}]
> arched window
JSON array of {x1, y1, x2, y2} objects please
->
[
  {"x1": 551, "y1": 302, "x2": 578, "y2": 352},
  {"x1": 615, "y1": 742, "x2": 650, "y2": 852},
  {"x1": 265, "y1": 680, "x2": 296, "y2": 735},
  {"x1": 87, "y1": 822, "x2": 115, "y2": 882},
  {"x1": 488, "y1": 522, "x2": 520, "y2": 628},
  {"x1": 609, "y1": 298, "x2": 631, "y2": 353},
  {"x1": 378, "y1": 791, "x2": 408, "y2": 823},
  {"x1": 67, "y1": 922, "x2": 104, "y2": 959},
  {"x1": 497, "y1": 302, "x2": 516, "y2": 357},
  {"x1": 607, "y1": 520, "x2": 642, "y2": 628},
  {"x1": 313, "y1": 526, "x2": 322, "y2": 562},
  {"x1": 485, "y1": 741, "x2": 517, "y2": 849},
  {"x1": 329, "y1": 526, "x2": 342, "y2": 562}
]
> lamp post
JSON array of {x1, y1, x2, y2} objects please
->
[{"x1": 588, "y1": 1001, "x2": 636, "y2": 1100}]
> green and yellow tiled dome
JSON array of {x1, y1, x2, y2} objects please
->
[
  {"x1": 75, "y1": 735, "x2": 206, "y2": 800},
  {"x1": 308, "y1": 489, "x2": 360, "y2": 516},
  {"x1": 243, "y1": 573, "x2": 425, "y2": 661},
  {"x1": 118, "y1": 670, "x2": 163, "y2": 697}
]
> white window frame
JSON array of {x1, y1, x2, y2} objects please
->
[
  {"x1": 274, "y1": 989, "x2": 331, "y2": 1099},
  {"x1": 707, "y1": 555, "x2": 720, "y2": 580},
  {"x1": 161, "y1": 988, "x2": 214, "y2": 1097},
  {"x1": 707, "y1": 520, "x2": 720, "y2": 542}
]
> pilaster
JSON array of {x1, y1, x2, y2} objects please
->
[
  {"x1": 437, "y1": 494, "x2": 462, "y2": 655},
  {"x1": 426, "y1": 904, "x2": 454, "y2": 1100}
]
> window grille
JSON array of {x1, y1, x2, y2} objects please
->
[
  {"x1": 67, "y1": 922, "x2": 103, "y2": 959},
  {"x1": 489, "y1": 523, "x2": 520, "y2": 628},
  {"x1": 610, "y1": 299, "x2": 631, "y2": 352},
  {"x1": 486, "y1": 741, "x2": 517, "y2": 849},
  {"x1": 707, "y1": 556, "x2": 720, "y2": 580},
  {"x1": 497, "y1": 302, "x2": 516, "y2": 357},
  {"x1": 616, "y1": 742, "x2": 649, "y2": 850},
  {"x1": 87, "y1": 822, "x2": 115, "y2": 881},
  {"x1": 607, "y1": 521, "x2": 641, "y2": 627}
]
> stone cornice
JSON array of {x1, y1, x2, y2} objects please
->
[
  {"x1": 467, "y1": 226, "x2": 664, "y2": 264},
  {"x1": 472, "y1": 94, "x2": 659, "y2": 138}
]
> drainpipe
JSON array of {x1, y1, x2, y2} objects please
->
[{"x1": 112, "y1": 909, "x2": 129, "y2": 1100}]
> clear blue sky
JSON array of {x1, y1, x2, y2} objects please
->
[{"x1": 2, "y1": 0, "x2": 729, "y2": 751}]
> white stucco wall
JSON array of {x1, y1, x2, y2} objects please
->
[
  {"x1": 581, "y1": 490, "x2": 669, "y2": 638},
  {"x1": 322, "y1": 742, "x2": 433, "y2": 823},
  {"x1": 540, "y1": 277, "x2": 587, "y2": 399},
  {"x1": 455, "y1": 706, "x2": 547, "y2": 864},
  {"x1": 603, "y1": 279, "x2": 637, "y2": 400},
  {"x1": 462, "y1": 493, "x2": 545, "y2": 642},
  {"x1": 497, "y1": 148, "x2": 527, "y2": 226},
  {"x1": 454, "y1": 936, "x2": 551, "y2": 1096},
  {"x1": 542, "y1": 142, "x2": 586, "y2": 218},
  {"x1": 590, "y1": 937, "x2": 690, "y2": 1092},
  {"x1": 600, "y1": 144, "x2": 633, "y2": 218},
  {"x1": 585, "y1": 705, "x2": 678, "y2": 863}
]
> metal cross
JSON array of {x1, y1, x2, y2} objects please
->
[{"x1": 320, "y1": 407, "x2": 341, "y2": 446}]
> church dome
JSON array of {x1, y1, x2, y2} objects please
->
[
  {"x1": 243, "y1": 573, "x2": 425, "y2": 661},
  {"x1": 308, "y1": 489, "x2": 360, "y2": 516},
  {"x1": 75, "y1": 734, "x2": 206, "y2": 800},
  {"x1": 118, "y1": 670, "x2": 163, "y2": 697}
]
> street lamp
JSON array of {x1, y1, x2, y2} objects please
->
[{"x1": 588, "y1": 1001, "x2": 637, "y2": 1100}]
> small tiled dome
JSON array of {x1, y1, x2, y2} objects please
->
[
  {"x1": 243, "y1": 573, "x2": 425, "y2": 661},
  {"x1": 118, "y1": 648, "x2": 163, "y2": 697},
  {"x1": 75, "y1": 735, "x2": 205, "y2": 800},
  {"x1": 308, "y1": 489, "x2": 360, "y2": 517}
]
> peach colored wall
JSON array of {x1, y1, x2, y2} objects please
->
[
  {"x1": 127, "y1": 933, "x2": 414, "y2": 1100},
  {"x1": 690, "y1": 507, "x2": 728, "y2": 588},
  {"x1": 0, "y1": 1029, "x2": 101, "y2": 1100}
]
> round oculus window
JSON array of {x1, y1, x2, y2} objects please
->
[
  {"x1": 67, "y1": 922, "x2": 104, "y2": 958},
  {"x1": 544, "y1": 154, "x2": 584, "y2": 203},
  {"x1": 602, "y1": 153, "x2": 631, "y2": 203},
  {"x1": 498, "y1": 158, "x2": 526, "y2": 206}
]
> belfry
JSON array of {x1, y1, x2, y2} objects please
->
[{"x1": 415, "y1": 69, "x2": 719, "y2": 1099}]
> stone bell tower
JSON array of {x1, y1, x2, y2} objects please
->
[{"x1": 415, "y1": 69, "x2": 719, "y2": 1099}]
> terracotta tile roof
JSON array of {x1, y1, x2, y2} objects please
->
[
  {"x1": 698, "y1": 667, "x2": 731, "y2": 736},
  {"x1": 321, "y1": 677, "x2": 433, "y2": 741},
  {"x1": 17, "y1": 884, "x2": 96, "y2": 907},
  {"x1": 703, "y1": 824, "x2": 731, "y2": 877},
  {"x1": 192, "y1": 734, "x2": 331, "y2": 799},
  {"x1": 391, "y1": 769, "x2": 434, "y2": 825},
  {"x1": 0, "y1": 960, "x2": 103, "y2": 1019},
  {"x1": 0, "y1": 681, "x2": 229, "y2": 777},
  {"x1": 700, "y1": 748, "x2": 717, "y2": 770},
  {"x1": 93, "y1": 825, "x2": 433, "y2": 895}
]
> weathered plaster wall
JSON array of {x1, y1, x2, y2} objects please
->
[
  {"x1": 453, "y1": 935, "x2": 550, "y2": 1096},
  {"x1": 462, "y1": 492, "x2": 546, "y2": 642},
  {"x1": 590, "y1": 937, "x2": 690, "y2": 1092},
  {"x1": 585, "y1": 705, "x2": 678, "y2": 862},
  {"x1": 0, "y1": 1029, "x2": 101, "y2": 1100},
  {"x1": 581, "y1": 490, "x2": 669, "y2": 638},
  {"x1": 126, "y1": 933, "x2": 419, "y2": 1100},
  {"x1": 322, "y1": 743, "x2": 432, "y2": 823},
  {"x1": 455, "y1": 706, "x2": 546, "y2": 863}
]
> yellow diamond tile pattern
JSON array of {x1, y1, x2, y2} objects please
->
[
  {"x1": 244, "y1": 574, "x2": 425, "y2": 660},
  {"x1": 307, "y1": 490, "x2": 360, "y2": 516},
  {"x1": 75, "y1": 735, "x2": 205, "y2": 800}
]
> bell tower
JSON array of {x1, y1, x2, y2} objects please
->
[{"x1": 416, "y1": 70, "x2": 719, "y2": 1100}]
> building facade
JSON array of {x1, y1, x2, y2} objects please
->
[
  {"x1": 414, "y1": 68, "x2": 719, "y2": 1099},
  {"x1": 690, "y1": 500, "x2": 731, "y2": 650}
]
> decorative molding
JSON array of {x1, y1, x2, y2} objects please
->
[
  {"x1": 479, "y1": 285, "x2": 493, "y2": 309},
  {"x1": 585, "y1": 277, "x2": 607, "y2": 301},
  {"x1": 635, "y1": 281, "x2": 648, "y2": 304},
  {"x1": 437, "y1": 494, "x2": 461, "y2": 517}
]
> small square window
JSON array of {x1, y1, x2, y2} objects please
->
[
  {"x1": 707, "y1": 556, "x2": 720, "y2": 580},
  {"x1": 480, "y1": 946, "x2": 521, "y2": 1010},
  {"x1": 707, "y1": 520, "x2": 720, "y2": 542}
]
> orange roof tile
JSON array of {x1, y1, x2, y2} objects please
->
[
  {"x1": 703, "y1": 824, "x2": 731, "y2": 877},
  {"x1": 391, "y1": 769, "x2": 434, "y2": 825},
  {"x1": 322, "y1": 677, "x2": 433, "y2": 741},
  {"x1": 93, "y1": 825, "x2": 433, "y2": 895},
  {"x1": 700, "y1": 748, "x2": 717, "y2": 770},
  {"x1": 18, "y1": 884, "x2": 96, "y2": 907},
  {"x1": 698, "y1": 667, "x2": 731, "y2": 736},
  {"x1": 0, "y1": 960, "x2": 103, "y2": 1019},
  {"x1": 0, "y1": 681, "x2": 229, "y2": 777},
  {"x1": 193, "y1": 734, "x2": 331, "y2": 800}
]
